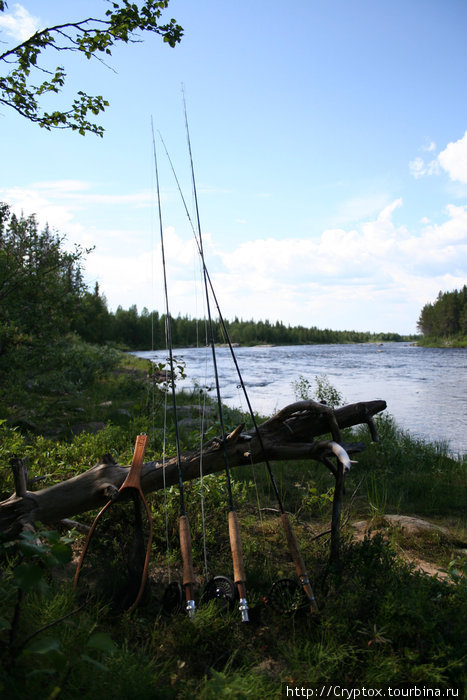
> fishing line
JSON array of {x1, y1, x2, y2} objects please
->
[
  {"x1": 194, "y1": 213, "x2": 211, "y2": 584},
  {"x1": 160, "y1": 99, "x2": 318, "y2": 615},
  {"x1": 162, "y1": 328, "x2": 172, "y2": 584},
  {"x1": 181, "y1": 89, "x2": 249, "y2": 621},
  {"x1": 160, "y1": 123, "x2": 284, "y2": 509},
  {"x1": 151, "y1": 117, "x2": 196, "y2": 618},
  {"x1": 149, "y1": 160, "x2": 172, "y2": 585}
]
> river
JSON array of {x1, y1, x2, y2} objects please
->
[{"x1": 134, "y1": 343, "x2": 467, "y2": 457}]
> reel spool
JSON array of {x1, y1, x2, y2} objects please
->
[
  {"x1": 266, "y1": 578, "x2": 308, "y2": 616},
  {"x1": 162, "y1": 581, "x2": 184, "y2": 615},
  {"x1": 201, "y1": 575, "x2": 236, "y2": 611}
]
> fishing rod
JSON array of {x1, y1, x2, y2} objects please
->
[
  {"x1": 151, "y1": 118, "x2": 195, "y2": 619},
  {"x1": 182, "y1": 91, "x2": 249, "y2": 622},
  {"x1": 161, "y1": 101, "x2": 319, "y2": 615}
]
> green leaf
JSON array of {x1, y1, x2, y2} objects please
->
[
  {"x1": 49, "y1": 541, "x2": 73, "y2": 565},
  {"x1": 86, "y1": 632, "x2": 117, "y2": 654},
  {"x1": 0, "y1": 617, "x2": 12, "y2": 631},
  {"x1": 18, "y1": 540, "x2": 46, "y2": 557},
  {"x1": 13, "y1": 563, "x2": 44, "y2": 591},
  {"x1": 25, "y1": 636, "x2": 60, "y2": 654},
  {"x1": 80, "y1": 654, "x2": 110, "y2": 672}
]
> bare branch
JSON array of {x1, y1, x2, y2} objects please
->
[{"x1": 0, "y1": 399, "x2": 386, "y2": 537}]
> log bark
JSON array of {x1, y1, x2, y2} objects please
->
[{"x1": 0, "y1": 399, "x2": 386, "y2": 538}]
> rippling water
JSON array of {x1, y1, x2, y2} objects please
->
[{"x1": 134, "y1": 343, "x2": 467, "y2": 456}]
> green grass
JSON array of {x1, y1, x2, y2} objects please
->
[
  {"x1": 1, "y1": 529, "x2": 465, "y2": 698},
  {"x1": 351, "y1": 414, "x2": 467, "y2": 522},
  {"x1": 1, "y1": 353, "x2": 466, "y2": 697}
]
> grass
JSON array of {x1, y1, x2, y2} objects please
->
[
  {"x1": 351, "y1": 414, "x2": 467, "y2": 523},
  {"x1": 2, "y1": 528, "x2": 465, "y2": 698},
  {"x1": 1, "y1": 346, "x2": 466, "y2": 697}
]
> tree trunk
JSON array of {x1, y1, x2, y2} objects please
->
[{"x1": 0, "y1": 399, "x2": 386, "y2": 538}]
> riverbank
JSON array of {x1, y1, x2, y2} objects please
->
[
  {"x1": 416, "y1": 336, "x2": 467, "y2": 348},
  {"x1": 1, "y1": 343, "x2": 465, "y2": 697}
]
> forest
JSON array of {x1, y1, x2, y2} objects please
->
[
  {"x1": 79, "y1": 301, "x2": 409, "y2": 349},
  {"x1": 1, "y1": 2, "x2": 465, "y2": 692},
  {"x1": 1, "y1": 207, "x2": 466, "y2": 698},
  {"x1": 0, "y1": 205, "x2": 410, "y2": 366},
  {"x1": 417, "y1": 287, "x2": 467, "y2": 344}
]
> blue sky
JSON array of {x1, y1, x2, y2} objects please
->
[{"x1": 1, "y1": 0, "x2": 467, "y2": 334}]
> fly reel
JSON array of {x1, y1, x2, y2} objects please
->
[
  {"x1": 265, "y1": 578, "x2": 308, "y2": 616},
  {"x1": 201, "y1": 575, "x2": 236, "y2": 611}
]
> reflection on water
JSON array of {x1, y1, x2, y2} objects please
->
[{"x1": 134, "y1": 344, "x2": 467, "y2": 456}]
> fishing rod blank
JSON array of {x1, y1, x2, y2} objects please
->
[
  {"x1": 152, "y1": 119, "x2": 196, "y2": 619},
  {"x1": 164, "y1": 104, "x2": 318, "y2": 615},
  {"x1": 182, "y1": 92, "x2": 249, "y2": 622}
]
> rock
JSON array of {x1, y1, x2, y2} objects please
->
[
  {"x1": 177, "y1": 418, "x2": 201, "y2": 430},
  {"x1": 168, "y1": 405, "x2": 216, "y2": 417},
  {"x1": 352, "y1": 515, "x2": 451, "y2": 537},
  {"x1": 71, "y1": 421, "x2": 106, "y2": 435}
]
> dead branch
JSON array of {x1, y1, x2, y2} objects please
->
[{"x1": 0, "y1": 399, "x2": 386, "y2": 538}]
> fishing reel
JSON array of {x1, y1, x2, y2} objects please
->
[
  {"x1": 162, "y1": 575, "x2": 237, "y2": 615},
  {"x1": 264, "y1": 578, "x2": 308, "y2": 616},
  {"x1": 201, "y1": 575, "x2": 237, "y2": 611}
]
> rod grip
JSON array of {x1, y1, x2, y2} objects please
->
[
  {"x1": 179, "y1": 514, "x2": 195, "y2": 588},
  {"x1": 281, "y1": 512, "x2": 307, "y2": 575},
  {"x1": 228, "y1": 510, "x2": 246, "y2": 584},
  {"x1": 281, "y1": 512, "x2": 318, "y2": 613}
]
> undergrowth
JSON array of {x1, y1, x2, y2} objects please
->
[
  {"x1": 1, "y1": 529, "x2": 465, "y2": 699},
  {"x1": 0, "y1": 352, "x2": 466, "y2": 697}
]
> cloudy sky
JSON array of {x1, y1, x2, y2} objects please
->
[{"x1": 1, "y1": 0, "x2": 466, "y2": 335}]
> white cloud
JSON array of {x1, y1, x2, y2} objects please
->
[
  {"x1": 0, "y1": 3, "x2": 39, "y2": 41},
  {"x1": 86, "y1": 225, "x2": 204, "y2": 316},
  {"x1": 409, "y1": 156, "x2": 439, "y2": 179},
  {"x1": 31, "y1": 180, "x2": 154, "y2": 206},
  {"x1": 0, "y1": 181, "x2": 155, "y2": 237},
  {"x1": 1, "y1": 185, "x2": 78, "y2": 231},
  {"x1": 438, "y1": 130, "x2": 467, "y2": 184},
  {"x1": 409, "y1": 157, "x2": 425, "y2": 178},
  {"x1": 207, "y1": 198, "x2": 466, "y2": 333},
  {"x1": 410, "y1": 131, "x2": 467, "y2": 184},
  {"x1": 33, "y1": 180, "x2": 91, "y2": 194},
  {"x1": 332, "y1": 193, "x2": 392, "y2": 224},
  {"x1": 2, "y1": 181, "x2": 465, "y2": 334}
]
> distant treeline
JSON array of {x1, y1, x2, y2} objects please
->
[
  {"x1": 73, "y1": 290, "x2": 410, "y2": 349},
  {"x1": 0, "y1": 203, "x2": 412, "y2": 383},
  {"x1": 417, "y1": 286, "x2": 467, "y2": 343}
]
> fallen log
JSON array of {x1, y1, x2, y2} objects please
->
[{"x1": 0, "y1": 399, "x2": 386, "y2": 537}]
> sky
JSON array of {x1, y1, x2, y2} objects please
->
[{"x1": 1, "y1": 0, "x2": 467, "y2": 335}]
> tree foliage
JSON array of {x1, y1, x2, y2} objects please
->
[
  {"x1": 0, "y1": 0, "x2": 182, "y2": 135},
  {"x1": 0, "y1": 203, "x2": 89, "y2": 367},
  {"x1": 417, "y1": 286, "x2": 467, "y2": 341},
  {"x1": 72, "y1": 300, "x2": 410, "y2": 350}
]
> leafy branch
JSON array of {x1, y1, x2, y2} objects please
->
[{"x1": 0, "y1": 0, "x2": 183, "y2": 135}]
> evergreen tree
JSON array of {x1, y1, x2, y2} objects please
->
[
  {"x1": 417, "y1": 287, "x2": 467, "y2": 340},
  {"x1": 0, "y1": 203, "x2": 88, "y2": 361},
  {"x1": 72, "y1": 283, "x2": 112, "y2": 345}
]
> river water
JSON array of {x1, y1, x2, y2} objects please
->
[{"x1": 134, "y1": 343, "x2": 467, "y2": 457}]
